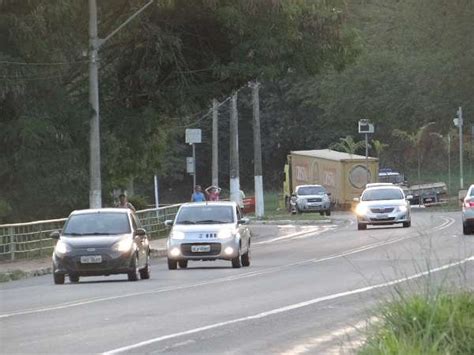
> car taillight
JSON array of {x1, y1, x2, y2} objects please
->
[{"x1": 465, "y1": 201, "x2": 474, "y2": 208}]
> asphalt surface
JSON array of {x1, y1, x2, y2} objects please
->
[{"x1": 1, "y1": 211, "x2": 473, "y2": 354}]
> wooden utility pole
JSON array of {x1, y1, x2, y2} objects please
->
[
  {"x1": 212, "y1": 99, "x2": 219, "y2": 187},
  {"x1": 251, "y1": 82, "x2": 264, "y2": 218},
  {"x1": 229, "y1": 93, "x2": 241, "y2": 205}
]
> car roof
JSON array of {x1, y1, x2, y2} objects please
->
[
  {"x1": 295, "y1": 184, "x2": 324, "y2": 188},
  {"x1": 70, "y1": 208, "x2": 131, "y2": 216},
  {"x1": 362, "y1": 185, "x2": 404, "y2": 193},
  {"x1": 181, "y1": 201, "x2": 238, "y2": 208},
  {"x1": 366, "y1": 183, "x2": 394, "y2": 188}
]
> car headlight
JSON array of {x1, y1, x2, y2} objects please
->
[
  {"x1": 398, "y1": 205, "x2": 408, "y2": 213},
  {"x1": 54, "y1": 240, "x2": 70, "y2": 256},
  {"x1": 323, "y1": 195, "x2": 330, "y2": 202},
  {"x1": 114, "y1": 238, "x2": 133, "y2": 252},
  {"x1": 218, "y1": 230, "x2": 234, "y2": 239},
  {"x1": 170, "y1": 231, "x2": 185, "y2": 240},
  {"x1": 355, "y1": 204, "x2": 369, "y2": 216}
]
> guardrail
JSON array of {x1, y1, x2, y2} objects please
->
[{"x1": 0, "y1": 204, "x2": 182, "y2": 261}]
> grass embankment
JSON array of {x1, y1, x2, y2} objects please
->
[{"x1": 359, "y1": 291, "x2": 474, "y2": 355}]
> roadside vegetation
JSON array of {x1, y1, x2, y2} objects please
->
[{"x1": 359, "y1": 290, "x2": 474, "y2": 355}]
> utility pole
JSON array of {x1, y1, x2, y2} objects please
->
[
  {"x1": 251, "y1": 81, "x2": 264, "y2": 218},
  {"x1": 89, "y1": 0, "x2": 101, "y2": 208},
  {"x1": 448, "y1": 134, "x2": 451, "y2": 193},
  {"x1": 88, "y1": 0, "x2": 154, "y2": 208},
  {"x1": 212, "y1": 99, "x2": 219, "y2": 187},
  {"x1": 453, "y1": 107, "x2": 464, "y2": 189},
  {"x1": 229, "y1": 92, "x2": 241, "y2": 205}
]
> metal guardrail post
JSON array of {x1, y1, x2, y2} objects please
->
[{"x1": 9, "y1": 226, "x2": 15, "y2": 261}]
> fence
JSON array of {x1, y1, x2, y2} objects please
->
[{"x1": 0, "y1": 204, "x2": 182, "y2": 262}]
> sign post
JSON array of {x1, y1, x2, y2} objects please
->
[
  {"x1": 185, "y1": 129, "x2": 202, "y2": 189},
  {"x1": 358, "y1": 119, "x2": 375, "y2": 184}
]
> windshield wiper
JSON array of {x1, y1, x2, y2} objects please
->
[
  {"x1": 178, "y1": 220, "x2": 196, "y2": 224},
  {"x1": 88, "y1": 232, "x2": 114, "y2": 235},
  {"x1": 63, "y1": 232, "x2": 84, "y2": 236},
  {"x1": 196, "y1": 219, "x2": 229, "y2": 224}
]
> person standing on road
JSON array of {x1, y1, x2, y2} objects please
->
[
  {"x1": 191, "y1": 185, "x2": 206, "y2": 202},
  {"x1": 116, "y1": 193, "x2": 136, "y2": 212},
  {"x1": 205, "y1": 185, "x2": 221, "y2": 201}
]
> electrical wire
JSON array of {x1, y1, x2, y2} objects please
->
[{"x1": 0, "y1": 59, "x2": 89, "y2": 66}]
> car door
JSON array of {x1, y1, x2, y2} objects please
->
[
  {"x1": 131, "y1": 214, "x2": 147, "y2": 268},
  {"x1": 236, "y1": 206, "x2": 250, "y2": 251}
]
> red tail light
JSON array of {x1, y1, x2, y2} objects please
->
[{"x1": 465, "y1": 200, "x2": 474, "y2": 208}]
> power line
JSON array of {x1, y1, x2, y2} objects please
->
[{"x1": 0, "y1": 59, "x2": 89, "y2": 66}]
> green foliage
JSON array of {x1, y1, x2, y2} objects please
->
[
  {"x1": 360, "y1": 292, "x2": 474, "y2": 355},
  {"x1": 330, "y1": 135, "x2": 367, "y2": 154}
]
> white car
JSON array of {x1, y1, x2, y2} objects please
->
[
  {"x1": 165, "y1": 201, "x2": 251, "y2": 269},
  {"x1": 354, "y1": 186, "x2": 412, "y2": 230},
  {"x1": 462, "y1": 184, "x2": 474, "y2": 235}
]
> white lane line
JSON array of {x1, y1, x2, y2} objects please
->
[
  {"x1": 280, "y1": 317, "x2": 378, "y2": 355},
  {"x1": 103, "y1": 256, "x2": 474, "y2": 354},
  {"x1": 0, "y1": 215, "x2": 454, "y2": 319},
  {"x1": 254, "y1": 227, "x2": 323, "y2": 245}
]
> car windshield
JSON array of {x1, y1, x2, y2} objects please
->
[
  {"x1": 362, "y1": 188, "x2": 404, "y2": 201},
  {"x1": 63, "y1": 212, "x2": 131, "y2": 236},
  {"x1": 297, "y1": 186, "x2": 326, "y2": 196},
  {"x1": 175, "y1": 206, "x2": 235, "y2": 224}
]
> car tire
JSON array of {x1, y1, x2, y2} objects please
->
[
  {"x1": 463, "y1": 223, "x2": 470, "y2": 235},
  {"x1": 357, "y1": 223, "x2": 367, "y2": 230},
  {"x1": 54, "y1": 273, "x2": 65, "y2": 285},
  {"x1": 178, "y1": 260, "x2": 188, "y2": 269},
  {"x1": 319, "y1": 211, "x2": 324, "y2": 216},
  {"x1": 139, "y1": 255, "x2": 150, "y2": 279},
  {"x1": 128, "y1": 254, "x2": 139, "y2": 281},
  {"x1": 241, "y1": 250, "x2": 251, "y2": 267},
  {"x1": 403, "y1": 221, "x2": 411, "y2": 228},
  {"x1": 69, "y1": 274, "x2": 80, "y2": 283},
  {"x1": 168, "y1": 258, "x2": 178, "y2": 270},
  {"x1": 325, "y1": 209, "x2": 331, "y2": 216},
  {"x1": 232, "y1": 255, "x2": 242, "y2": 268}
]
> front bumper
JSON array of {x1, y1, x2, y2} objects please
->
[
  {"x1": 167, "y1": 238, "x2": 240, "y2": 261},
  {"x1": 53, "y1": 249, "x2": 134, "y2": 276},
  {"x1": 357, "y1": 209, "x2": 410, "y2": 225}
]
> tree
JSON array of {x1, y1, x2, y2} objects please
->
[
  {"x1": 371, "y1": 139, "x2": 389, "y2": 165},
  {"x1": 392, "y1": 122, "x2": 436, "y2": 184},
  {"x1": 330, "y1": 136, "x2": 366, "y2": 155}
]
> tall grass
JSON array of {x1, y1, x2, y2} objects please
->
[{"x1": 359, "y1": 291, "x2": 474, "y2": 355}]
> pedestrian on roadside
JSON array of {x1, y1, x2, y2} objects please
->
[
  {"x1": 116, "y1": 193, "x2": 136, "y2": 212},
  {"x1": 191, "y1": 185, "x2": 206, "y2": 202},
  {"x1": 205, "y1": 185, "x2": 221, "y2": 201}
]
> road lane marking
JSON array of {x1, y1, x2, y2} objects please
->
[
  {"x1": 0, "y1": 215, "x2": 456, "y2": 319},
  {"x1": 254, "y1": 227, "x2": 323, "y2": 245},
  {"x1": 102, "y1": 256, "x2": 474, "y2": 354}
]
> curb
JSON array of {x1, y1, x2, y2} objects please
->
[{"x1": 0, "y1": 248, "x2": 168, "y2": 283}]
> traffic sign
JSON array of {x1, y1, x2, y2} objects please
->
[{"x1": 185, "y1": 129, "x2": 202, "y2": 144}]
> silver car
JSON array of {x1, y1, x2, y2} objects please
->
[
  {"x1": 354, "y1": 186, "x2": 411, "y2": 230},
  {"x1": 462, "y1": 184, "x2": 474, "y2": 235},
  {"x1": 293, "y1": 184, "x2": 331, "y2": 216},
  {"x1": 166, "y1": 201, "x2": 251, "y2": 269}
]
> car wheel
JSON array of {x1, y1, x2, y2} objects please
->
[
  {"x1": 178, "y1": 260, "x2": 188, "y2": 269},
  {"x1": 139, "y1": 255, "x2": 150, "y2": 280},
  {"x1": 54, "y1": 273, "x2": 65, "y2": 285},
  {"x1": 241, "y1": 250, "x2": 251, "y2": 267},
  {"x1": 128, "y1": 254, "x2": 139, "y2": 281},
  {"x1": 319, "y1": 211, "x2": 324, "y2": 216},
  {"x1": 403, "y1": 221, "x2": 411, "y2": 228},
  {"x1": 69, "y1": 274, "x2": 80, "y2": 283},
  {"x1": 168, "y1": 258, "x2": 178, "y2": 270},
  {"x1": 231, "y1": 254, "x2": 242, "y2": 268},
  {"x1": 358, "y1": 223, "x2": 367, "y2": 230},
  {"x1": 463, "y1": 223, "x2": 470, "y2": 235},
  {"x1": 325, "y1": 209, "x2": 331, "y2": 216}
]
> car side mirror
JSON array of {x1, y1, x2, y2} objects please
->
[
  {"x1": 327, "y1": 192, "x2": 332, "y2": 196},
  {"x1": 239, "y1": 217, "x2": 250, "y2": 225},
  {"x1": 50, "y1": 231, "x2": 60, "y2": 240},
  {"x1": 164, "y1": 220, "x2": 174, "y2": 227},
  {"x1": 406, "y1": 195, "x2": 413, "y2": 200},
  {"x1": 135, "y1": 228, "x2": 146, "y2": 237},
  {"x1": 353, "y1": 197, "x2": 360, "y2": 202}
]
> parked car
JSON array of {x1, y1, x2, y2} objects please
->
[
  {"x1": 51, "y1": 208, "x2": 150, "y2": 284},
  {"x1": 462, "y1": 184, "x2": 474, "y2": 235},
  {"x1": 292, "y1": 184, "x2": 331, "y2": 216},
  {"x1": 165, "y1": 201, "x2": 251, "y2": 269},
  {"x1": 354, "y1": 186, "x2": 412, "y2": 230}
]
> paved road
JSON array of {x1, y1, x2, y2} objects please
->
[{"x1": 1, "y1": 211, "x2": 473, "y2": 354}]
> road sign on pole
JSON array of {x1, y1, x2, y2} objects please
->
[
  {"x1": 358, "y1": 119, "x2": 374, "y2": 184},
  {"x1": 185, "y1": 129, "x2": 202, "y2": 144}
]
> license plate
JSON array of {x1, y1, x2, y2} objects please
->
[
  {"x1": 80, "y1": 255, "x2": 102, "y2": 264},
  {"x1": 191, "y1": 245, "x2": 211, "y2": 253},
  {"x1": 377, "y1": 214, "x2": 388, "y2": 219}
]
